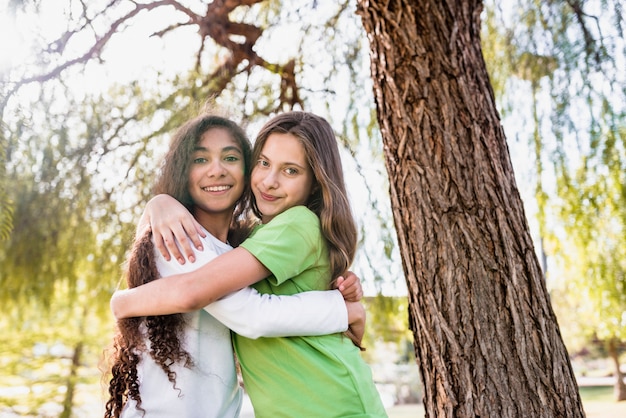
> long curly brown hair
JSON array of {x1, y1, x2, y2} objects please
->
[
  {"x1": 104, "y1": 232, "x2": 193, "y2": 418},
  {"x1": 104, "y1": 114, "x2": 253, "y2": 418}
]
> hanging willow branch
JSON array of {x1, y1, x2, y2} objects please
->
[{"x1": 1, "y1": 0, "x2": 303, "y2": 112}]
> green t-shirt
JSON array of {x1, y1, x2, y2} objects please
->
[{"x1": 236, "y1": 206, "x2": 387, "y2": 418}]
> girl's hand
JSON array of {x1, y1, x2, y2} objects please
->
[
  {"x1": 138, "y1": 194, "x2": 205, "y2": 264},
  {"x1": 334, "y1": 271, "x2": 363, "y2": 302},
  {"x1": 345, "y1": 301, "x2": 366, "y2": 351}
]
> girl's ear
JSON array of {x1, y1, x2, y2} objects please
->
[{"x1": 310, "y1": 183, "x2": 319, "y2": 196}]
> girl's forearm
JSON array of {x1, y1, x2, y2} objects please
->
[
  {"x1": 205, "y1": 288, "x2": 348, "y2": 338},
  {"x1": 111, "y1": 247, "x2": 270, "y2": 319},
  {"x1": 110, "y1": 274, "x2": 195, "y2": 318}
]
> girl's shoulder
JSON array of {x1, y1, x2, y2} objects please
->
[
  {"x1": 249, "y1": 206, "x2": 319, "y2": 241},
  {"x1": 273, "y1": 205, "x2": 318, "y2": 224}
]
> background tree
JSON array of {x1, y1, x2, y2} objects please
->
[
  {"x1": 357, "y1": 0, "x2": 584, "y2": 416},
  {"x1": 0, "y1": 129, "x2": 12, "y2": 241},
  {"x1": 0, "y1": 88, "x2": 134, "y2": 415}
]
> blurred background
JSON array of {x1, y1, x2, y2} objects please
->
[{"x1": 1, "y1": 0, "x2": 624, "y2": 416}]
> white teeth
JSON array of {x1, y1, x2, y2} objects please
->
[{"x1": 203, "y1": 185, "x2": 231, "y2": 192}]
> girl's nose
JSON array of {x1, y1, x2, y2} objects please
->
[
  {"x1": 206, "y1": 160, "x2": 227, "y2": 177},
  {"x1": 261, "y1": 170, "x2": 278, "y2": 189}
]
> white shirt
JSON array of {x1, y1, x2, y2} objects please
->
[{"x1": 121, "y1": 228, "x2": 348, "y2": 417}]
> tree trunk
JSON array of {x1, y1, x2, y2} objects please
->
[
  {"x1": 60, "y1": 340, "x2": 83, "y2": 418},
  {"x1": 357, "y1": 1, "x2": 584, "y2": 416},
  {"x1": 607, "y1": 338, "x2": 626, "y2": 402}
]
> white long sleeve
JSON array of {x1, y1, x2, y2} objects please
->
[
  {"x1": 155, "y1": 230, "x2": 348, "y2": 340},
  {"x1": 204, "y1": 287, "x2": 348, "y2": 339}
]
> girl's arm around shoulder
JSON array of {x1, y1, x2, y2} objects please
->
[
  {"x1": 140, "y1": 194, "x2": 206, "y2": 264},
  {"x1": 110, "y1": 247, "x2": 270, "y2": 319}
]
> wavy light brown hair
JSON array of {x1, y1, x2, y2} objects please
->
[
  {"x1": 251, "y1": 111, "x2": 358, "y2": 286},
  {"x1": 104, "y1": 114, "x2": 252, "y2": 418}
]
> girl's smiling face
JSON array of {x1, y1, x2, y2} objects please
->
[
  {"x1": 188, "y1": 127, "x2": 246, "y2": 221},
  {"x1": 251, "y1": 132, "x2": 314, "y2": 223}
]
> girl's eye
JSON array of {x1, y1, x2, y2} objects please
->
[
  {"x1": 224, "y1": 155, "x2": 240, "y2": 162},
  {"x1": 257, "y1": 159, "x2": 269, "y2": 167},
  {"x1": 193, "y1": 157, "x2": 207, "y2": 164},
  {"x1": 284, "y1": 167, "x2": 298, "y2": 175}
]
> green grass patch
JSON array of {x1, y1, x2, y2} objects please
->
[{"x1": 580, "y1": 385, "x2": 614, "y2": 402}]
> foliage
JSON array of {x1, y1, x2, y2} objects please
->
[
  {"x1": 482, "y1": 0, "x2": 626, "y2": 356},
  {"x1": 1, "y1": 0, "x2": 401, "y2": 290},
  {"x1": 0, "y1": 86, "x2": 135, "y2": 414},
  {"x1": 0, "y1": 123, "x2": 12, "y2": 241},
  {"x1": 0, "y1": 285, "x2": 112, "y2": 417},
  {"x1": 362, "y1": 296, "x2": 413, "y2": 359},
  {"x1": 552, "y1": 128, "x2": 626, "y2": 342}
]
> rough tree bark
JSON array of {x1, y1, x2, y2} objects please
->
[{"x1": 357, "y1": 1, "x2": 585, "y2": 416}]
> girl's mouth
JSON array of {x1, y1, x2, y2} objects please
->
[
  {"x1": 259, "y1": 192, "x2": 278, "y2": 201},
  {"x1": 202, "y1": 185, "x2": 231, "y2": 192}
]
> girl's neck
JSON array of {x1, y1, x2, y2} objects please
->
[{"x1": 192, "y1": 210, "x2": 232, "y2": 243}]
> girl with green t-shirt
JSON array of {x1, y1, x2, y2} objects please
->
[{"x1": 111, "y1": 111, "x2": 387, "y2": 417}]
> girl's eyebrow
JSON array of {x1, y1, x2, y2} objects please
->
[
  {"x1": 259, "y1": 152, "x2": 306, "y2": 169},
  {"x1": 193, "y1": 145, "x2": 242, "y2": 153},
  {"x1": 222, "y1": 145, "x2": 243, "y2": 154}
]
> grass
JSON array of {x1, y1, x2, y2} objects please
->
[
  {"x1": 579, "y1": 385, "x2": 626, "y2": 418},
  {"x1": 580, "y1": 385, "x2": 614, "y2": 402},
  {"x1": 387, "y1": 386, "x2": 626, "y2": 418}
]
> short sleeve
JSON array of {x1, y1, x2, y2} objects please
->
[{"x1": 240, "y1": 206, "x2": 324, "y2": 286}]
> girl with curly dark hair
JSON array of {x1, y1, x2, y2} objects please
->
[{"x1": 104, "y1": 113, "x2": 362, "y2": 418}]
